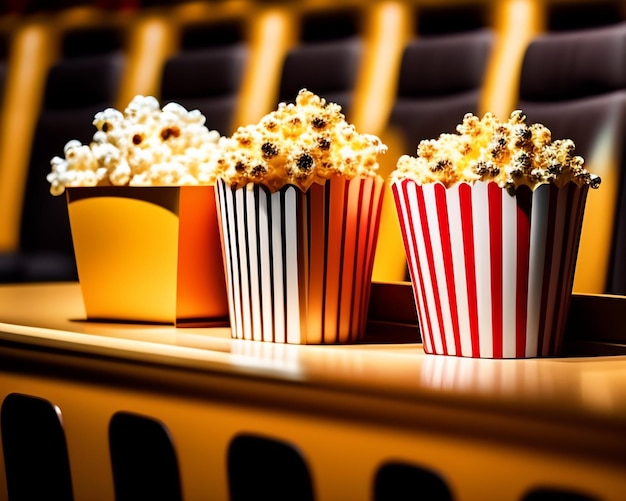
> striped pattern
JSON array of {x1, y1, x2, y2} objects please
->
[
  {"x1": 392, "y1": 180, "x2": 588, "y2": 358},
  {"x1": 216, "y1": 176, "x2": 384, "y2": 344}
]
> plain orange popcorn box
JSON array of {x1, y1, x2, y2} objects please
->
[
  {"x1": 215, "y1": 175, "x2": 385, "y2": 344},
  {"x1": 66, "y1": 186, "x2": 229, "y2": 326}
]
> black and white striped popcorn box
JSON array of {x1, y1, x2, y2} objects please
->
[
  {"x1": 392, "y1": 180, "x2": 588, "y2": 358},
  {"x1": 216, "y1": 176, "x2": 384, "y2": 344}
]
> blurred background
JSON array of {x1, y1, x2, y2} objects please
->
[{"x1": 1, "y1": 0, "x2": 626, "y2": 296}]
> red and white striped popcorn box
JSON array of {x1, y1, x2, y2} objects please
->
[
  {"x1": 392, "y1": 179, "x2": 589, "y2": 358},
  {"x1": 216, "y1": 175, "x2": 384, "y2": 344}
]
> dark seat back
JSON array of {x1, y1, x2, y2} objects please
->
[
  {"x1": 5, "y1": 29, "x2": 124, "y2": 282},
  {"x1": 109, "y1": 412, "x2": 183, "y2": 501},
  {"x1": 278, "y1": 36, "x2": 362, "y2": 114},
  {"x1": 228, "y1": 433, "x2": 315, "y2": 501},
  {"x1": 160, "y1": 42, "x2": 247, "y2": 135},
  {"x1": 388, "y1": 28, "x2": 493, "y2": 155},
  {"x1": 517, "y1": 22, "x2": 626, "y2": 294}
]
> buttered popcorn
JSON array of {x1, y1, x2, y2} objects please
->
[
  {"x1": 392, "y1": 110, "x2": 601, "y2": 192},
  {"x1": 218, "y1": 89, "x2": 387, "y2": 191},
  {"x1": 47, "y1": 95, "x2": 226, "y2": 195}
]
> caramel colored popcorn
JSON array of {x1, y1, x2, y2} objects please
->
[
  {"x1": 217, "y1": 89, "x2": 387, "y2": 191},
  {"x1": 47, "y1": 95, "x2": 225, "y2": 195},
  {"x1": 391, "y1": 110, "x2": 601, "y2": 192}
]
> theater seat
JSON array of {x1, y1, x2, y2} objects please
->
[
  {"x1": 388, "y1": 28, "x2": 494, "y2": 156},
  {"x1": 516, "y1": 22, "x2": 626, "y2": 294},
  {"x1": 0, "y1": 49, "x2": 124, "y2": 283},
  {"x1": 277, "y1": 36, "x2": 362, "y2": 114},
  {"x1": 160, "y1": 42, "x2": 247, "y2": 135}
]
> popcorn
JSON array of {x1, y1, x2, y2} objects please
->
[
  {"x1": 218, "y1": 89, "x2": 388, "y2": 191},
  {"x1": 47, "y1": 95, "x2": 226, "y2": 195},
  {"x1": 391, "y1": 110, "x2": 601, "y2": 193}
]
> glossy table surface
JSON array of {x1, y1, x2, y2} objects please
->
[
  {"x1": 3, "y1": 282, "x2": 626, "y2": 501},
  {"x1": 1, "y1": 282, "x2": 626, "y2": 430}
]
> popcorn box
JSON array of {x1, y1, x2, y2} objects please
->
[
  {"x1": 216, "y1": 175, "x2": 384, "y2": 344},
  {"x1": 392, "y1": 180, "x2": 588, "y2": 358},
  {"x1": 66, "y1": 186, "x2": 229, "y2": 326}
]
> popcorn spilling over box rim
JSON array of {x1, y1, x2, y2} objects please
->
[
  {"x1": 47, "y1": 90, "x2": 388, "y2": 194},
  {"x1": 47, "y1": 95, "x2": 226, "y2": 195},
  {"x1": 391, "y1": 110, "x2": 601, "y2": 192},
  {"x1": 216, "y1": 88, "x2": 388, "y2": 191}
]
